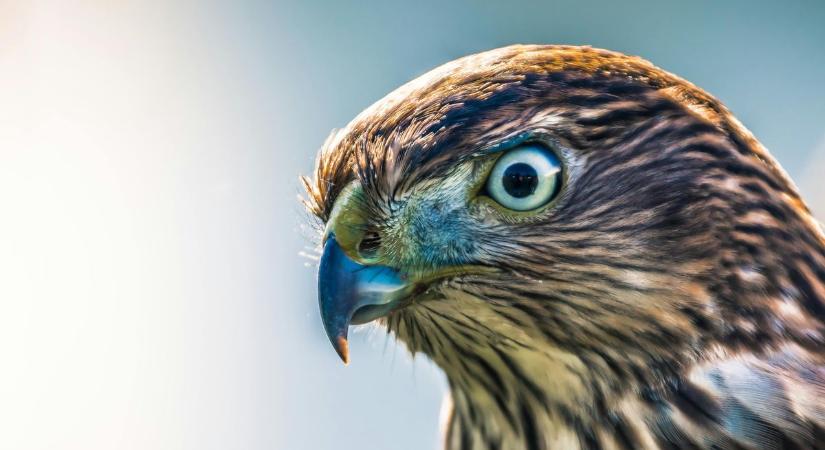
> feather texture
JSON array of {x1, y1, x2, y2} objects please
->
[{"x1": 305, "y1": 45, "x2": 825, "y2": 449}]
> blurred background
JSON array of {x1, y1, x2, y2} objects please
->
[{"x1": 1, "y1": 1, "x2": 824, "y2": 449}]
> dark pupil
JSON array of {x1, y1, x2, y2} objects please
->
[{"x1": 502, "y1": 163, "x2": 538, "y2": 198}]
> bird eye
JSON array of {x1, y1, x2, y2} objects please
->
[{"x1": 484, "y1": 144, "x2": 562, "y2": 211}]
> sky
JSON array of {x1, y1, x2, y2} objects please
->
[{"x1": 1, "y1": 1, "x2": 824, "y2": 449}]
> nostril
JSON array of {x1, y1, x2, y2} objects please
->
[{"x1": 357, "y1": 229, "x2": 382, "y2": 259}]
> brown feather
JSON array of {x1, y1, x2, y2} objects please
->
[{"x1": 305, "y1": 45, "x2": 825, "y2": 449}]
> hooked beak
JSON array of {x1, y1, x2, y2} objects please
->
[{"x1": 318, "y1": 235, "x2": 413, "y2": 364}]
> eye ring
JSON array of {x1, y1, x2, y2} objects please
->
[{"x1": 484, "y1": 143, "x2": 563, "y2": 211}]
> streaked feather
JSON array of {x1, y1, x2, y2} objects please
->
[{"x1": 305, "y1": 45, "x2": 825, "y2": 449}]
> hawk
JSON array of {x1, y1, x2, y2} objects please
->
[{"x1": 303, "y1": 45, "x2": 825, "y2": 449}]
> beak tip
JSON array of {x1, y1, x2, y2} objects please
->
[{"x1": 335, "y1": 336, "x2": 350, "y2": 365}]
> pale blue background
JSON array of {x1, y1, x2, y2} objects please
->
[{"x1": 1, "y1": 1, "x2": 824, "y2": 449}]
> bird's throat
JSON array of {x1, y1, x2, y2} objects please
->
[{"x1": 387, "y1": 292, "x2": 603, "y2": 450}]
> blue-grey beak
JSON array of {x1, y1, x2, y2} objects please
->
[{"x1": 318, "y1": 235, "x2": 412, "y2": 364}]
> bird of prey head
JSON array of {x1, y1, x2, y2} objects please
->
[{"x1": 303, "y1": 45, "x2": 825, "y2": 449}]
